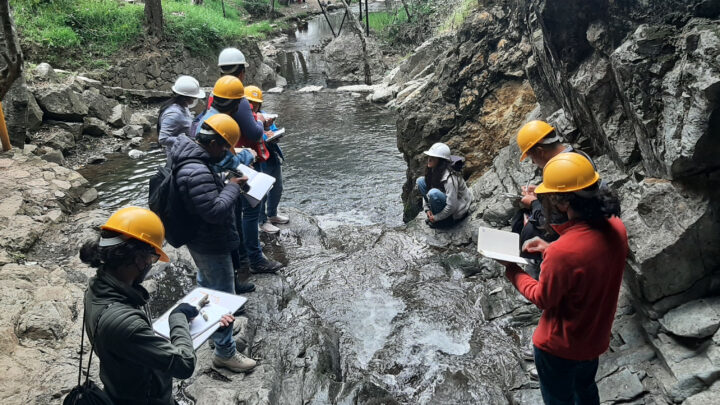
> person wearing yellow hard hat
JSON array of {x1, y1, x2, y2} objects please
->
[
  {"x1": 499, "y1": 153, "x2": 627, "y2": 405},
  {"x1": 166, "y1": 112, "x2": 258, "y2": 374},
  {"x1": 79, "y1": 207, "x2": 234, "y2": 404},
  {"x1": 244, "y1": 85, "x2": 289, "y2": 235}
]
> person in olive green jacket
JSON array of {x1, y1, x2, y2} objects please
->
[{"x1": 80, "y1": 207, "x2": 234, "y2": 405}]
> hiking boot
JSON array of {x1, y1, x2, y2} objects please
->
[
  {"x1": 212, "y1": 352, "x2": 257, "y2": 373},
  {"x1": 250, "y1": 259, "x2": 283, "y2": 274},
  {"x1": 235, "y1": 281, "x2": 255, "y2": 294},
  {"x1": 269, "y1": 214, "x2": 289, "y2": 224},
  {"x1": 260, "y1": 222, "x2": 280, "y2": 234},
  {"x1": 527, "y1": 364, "x2": 538, "y2": 381}
]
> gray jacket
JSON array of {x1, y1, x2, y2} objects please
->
[
  {"x1": 158, "y1": 103, "x2": 193, "y2": 154},
  {"x1": 424, "y1": 169, "x2": 473, "y2": 221}
]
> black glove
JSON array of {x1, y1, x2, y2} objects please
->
[{"x1": 170, "y1": 303, "x2": 199, "y2": 322}]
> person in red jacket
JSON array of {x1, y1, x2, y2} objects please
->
[{"x1": 500, "y1": 152, "x2": 628, "y2": 405}]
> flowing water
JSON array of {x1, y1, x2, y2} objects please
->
[{"x1": 79, "y1": 13, "x2": 405, "y2": 228}]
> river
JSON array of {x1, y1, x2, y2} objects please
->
[{"x1": 79, "y1": 12, "x2": 405, "y2": 228}]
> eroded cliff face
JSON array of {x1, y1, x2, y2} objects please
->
[{"x1": 397, "y1": 0, "x2": 720, "y2": 402}]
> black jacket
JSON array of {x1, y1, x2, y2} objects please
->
[
  {"x1": 85, "y1": 271, "x2": 195, "y2": 405},
  {"x1": 169, "y1": 135, "x2": 242, "y2": 254}
]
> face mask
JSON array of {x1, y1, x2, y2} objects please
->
[
  {"x1": 134, "y1": 260, "x2": 153, "y2": 287},
  {"x1": 188, "y1": 99, "x2": 199, "y2": 109}
]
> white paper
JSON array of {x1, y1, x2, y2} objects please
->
[
  {"x1": 235, "y1": 163, "x2": 276, "y2": 207},
  {"x1": 152, "y1": 287, "x2": 248, "y2": 349},
  {"x1": 476, "y1": 227, "x2": 530, "y2": 265},
  {"x1": 265, "y1": 127, "x2": 285, "y2": 143},
  {"x1": 263, "y1": 113, "x2": 278, "y2": 120}
]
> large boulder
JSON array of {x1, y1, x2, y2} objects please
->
[
  {"x1": 82, "y1": 88, "x2": 119, "y2": 122},
  {"x1": 34, "y1": 84, "x2": 88, "y2": 122},
  {"x1": 82, "y1": 117, "x2": 112, "y2": 137},
  {"x1": 660, "y1": 298, "x2": 720, "y2": 339},
  {"x1": 107, "y1": 104, "x2": 132, "y2": 128},
  {"x1": 2, "y1": 78, "x2": 33, "y2": 148},
  {"x1": 323, "y1": 31, "x2": 386, "y2": 85}
]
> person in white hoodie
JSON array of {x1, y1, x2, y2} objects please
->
[
  {"x1": 416, "y1": 142, "x2": 473, "y2": 228},
  {"x1": 157, "y1": 75, "x2": 206, "y2": 157}
]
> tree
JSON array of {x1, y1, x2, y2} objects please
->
[
  {"x1": 144, "y1": 0, "x2": 164, "y2": 38},
  {"x1": 0, "y1": 0, "x2": 23, "y2": 101},
  {"x1": 192, "y1": 0, "x2": 204, "y2": 5},
  {"x1": 339, "y1": 0, "x2": 371, "y2": 85}
]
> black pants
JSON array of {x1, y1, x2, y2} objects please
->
[{"x1": 534, "y1": 346, "x2": 599, "y2": 405}]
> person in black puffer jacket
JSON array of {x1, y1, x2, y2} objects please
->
[{"x1": 167, "y1": 114, "x2": 257, "y2": 373}]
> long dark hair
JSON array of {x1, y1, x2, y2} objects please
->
[
  {"x1": 80, "y1": 229, "x2": 155, "y2": 272},
  {"x1": 424, "y1": 158, "x2": 451, "y2": 191},
  {"x1": 157, "y1": 95, "x2": 193, "y2": 133},
  {"x1": 540, "y1": 183, "x2": 621, "y2": 236}
]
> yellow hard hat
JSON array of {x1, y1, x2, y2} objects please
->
[
  {"x1": 100, "y1": 206, "x2": 169, "y2": 262},
  {"x1": 244, "y1": 86, "x2": 263, "y2": 103},
  {"x1": 535, "y1": 153, "x2": 600, "y2": 194},
  {"x1": 204, "y1": 113, "x2": 240, "y2": 154},
  {"x1": 517, "y1": 120, "x2": 556, "y2": 161},
  {"x1": 212, "y1": 75, "x2": 245, "y2": 99}
]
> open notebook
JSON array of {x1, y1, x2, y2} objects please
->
[
  {"x1": 476, "y1": 227, "x2": 530, "y2": 265},
  {"x1": 265, "y1": 128, "x2": 285, "y2": 143},
  {"x1": 232, "y1": 163, "x2": 276, "y2": 208},
  {"x1": 152, "y1": 287, "x2": 247, "y2": 349}
]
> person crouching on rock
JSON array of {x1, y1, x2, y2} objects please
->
[
  {"x1": 158, "y1": 75, "x2": 206, "y2": 157},
  {"x1": 80, "y1": 207, "x2": 231, "y2": 405},
  {"x1": 415, "y1": 142, "x2": 472, "y2": 228},
  {"x1": 499, "y1": 153, "x2": 628, "y2": 405}
]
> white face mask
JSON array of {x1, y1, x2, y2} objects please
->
[{"x1": 188, "y1": 98, "x2": 199, "y2": 109}]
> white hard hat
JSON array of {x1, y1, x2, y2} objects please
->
[
  {"x1": 423, "y1": 143, "x2": 451, "y2": 161},
  {"x1": 171, "y1": 76, "x2": 205, "y2": 98},
  {"x1": 218, "y1": 47, "x2": 248, "y2": 67}
]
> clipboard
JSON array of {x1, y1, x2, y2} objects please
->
[
  {"x1": 152, "y1": 287, "x2": 247, "y2": 349},
  {"x1": 476, "y1": 227, "x2": 530, "y2": 265}
]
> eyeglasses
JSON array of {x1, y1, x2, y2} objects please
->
[{"x1": 148, "y1": 253, "x2": 161, "y2": 264}]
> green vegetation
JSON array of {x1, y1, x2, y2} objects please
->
[
  {"x1": 437, "y1": 0, "x2": 478, "y2": 33},
  {"x1": 368, "y1": 10, "x2": 408, "y2": 34},
  {"x1": 11, "y1": 0, "x2": 276, "y2": 68}
]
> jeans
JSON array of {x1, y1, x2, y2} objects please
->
[
  {"x1": 187, "y1": 249, "x2": 237, "y2": 359},
  {"x1": 235, "y1": 195, "x2": 264, "y2": 265},
  {"x1": 534, "y1": 346, "x2": 600, "y2": 405},
  {"x1": 260, "y1": 158, "x2": 283, "y2": 223},
  {"x1": 416, "y1": 177, "x2": 447, "y2": 214}
]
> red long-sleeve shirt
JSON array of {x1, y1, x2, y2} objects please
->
[{"x1": 506, "y1": 217, "x2": 628, "y2": 361}]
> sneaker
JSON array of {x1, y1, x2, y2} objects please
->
[
  {"x1": 212, "y1": 352, "x2": 257, "y2": 373},
  {"x1": 235, "y1": 281, "x2": 255, "y2": 294},
  {"x1": 269, "y1": 214, "x2": 289, "y2": 224},
  {"x1": 260, "y1": 222, "x2": 280, "y2": 234},
  {"x1": 250, "y1": 259, "x2": 283, "y2": 274}
]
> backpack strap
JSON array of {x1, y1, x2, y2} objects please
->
[{"x1": 79, "y1": 300, "x2": 115, "y2": 387}]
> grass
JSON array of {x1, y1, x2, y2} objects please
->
[
  {"x1": 436, "y1": 0, "x2": 478, "y2": 33},
  {"x1": 11, "y1": 0, "x2": 276, "y2": 69},
  {"x1": 368, "y1": 10, "x2": 408, "y2": 33}
]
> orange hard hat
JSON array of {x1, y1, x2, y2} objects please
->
[{"x1": 100, "y1": 206, "x2": 169, "y2": 262}]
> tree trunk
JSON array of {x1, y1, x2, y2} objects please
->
[
  {"x1": 0, "y1": 0, "x2": 23, "y2": 101},
  {"x1": 144, "y1": 0, "x2": 164, "y2": 38},
  {"x1": 339, "y1": 0, "x2": 371, "y2": 85},
  {"x1": 400, "y1": 0, "x2": 412, "y2": 21},
  {"x1": 192, "y1": 0, "x2": 204, "y2": 5}
]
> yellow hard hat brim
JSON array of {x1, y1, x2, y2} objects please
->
[
  {"x1": 99, "y1": 225, "x2": 171, "y2": 262},
  {"x1": 520, "y1": 151, "x2": 529, "y2": 161},
  {"x1": 535, "y1": 172, "x2": 601, "y2": 194},
  {"x1": 156, "y1": 247, "x2": 170, "y2": 262},
  {"x1": 245, "y1": 96, "x2": 262, "y2": 103}
]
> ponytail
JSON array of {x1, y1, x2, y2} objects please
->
[{"x1": 79, "y1": 229, "x2": 155, "y2": 271}]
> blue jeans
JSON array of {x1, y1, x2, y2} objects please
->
[
  {"x1": 416, "y1": 177, "x2": 447, "y2": 214},
  {"x1": 260, "y1": 158, "x2": 283, "y2": 223},
  {"x1": 187, "y1": 249, "x2": 237, "y2": 359},
  {"x1": 534, "y1": 346, "x2": 600, "y2": 405},
  {"x1": 235, "y1": 195, "x2": 264, "y2": 265}
]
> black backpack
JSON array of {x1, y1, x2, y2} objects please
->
[
  {"x1": 450, "y1": 155, "x2": 465, "y2": 172},
  {"x1": 148, "y1": 159, "x2": 204, "y2": 248}
]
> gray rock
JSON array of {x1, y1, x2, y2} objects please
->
[
  {"x1": 44, "y1": 121, "x2": 84, "y2": 140},
  {"x1": 22, "y1": 144, "x2": 37, "y2": 155},
  {"x1": 33, "y1": 63, "x2": 57, "y2": 81},
  {"x1": 41, "y1": 148, "x2": 65, "y2": 165},
  {"x1": 653, "y1": 333, "x2": 720, "y2": 402},
  {"x1": 123, "y1": 125, "x2": 144, "y2": 139},
  {"x1": 323, "y1": 32, "x2": 386, "y2": 84},
  {"x1": 108, "y1": 104, "x2": 132, "y2": 128},
  {"x1": 660, "y1": 298, "x2": 720, "y2": 339},
  {"x1": 390, "y1": 33, "x2": 454, "y2": 86},
  {"x1": 82, "y1": 117, "x2": 112, "y2": 137},
  {"x1": 87, "y1": 155, "x2": 106, "y2": 164},
  {"x1": 80, "y1": 188, "x2": 98, "y2": 205},
  {"x1": 297, "y1": 85, "x2": 323, "y2": 93},
  {"x1": 128, "y1": 137, "x2": 142, "y2": 147},
  {"x1": 129, "y1": 112, "x2": 152, "y2": 132},
  {"x1": 128, "y1": 149, "x2": 145, "y2": 159},
  {"x1": 82, "y1": 88, "x2": 119, "y2": 122},
  {"x1": 367, "y1": 84, "x2": 398, "y2": 104},
  {"x1": 26, "y1": 92, "x2": 43, "y2": 132},
  {"x1": 16, "y1": 301, "x2": 70, "y2": 341},
  {"x1": 597, "y1": 368, "x2": 645, "y2": 403},
  {"x1": 35, "y1": 84, "x2": 89, "y2": 122},
  {"x1": 43, "y1": 128, "x2": 75, "y2": 152},
  {"x1": 682, "y1": 380, "x2": 720, "y2": 405},
  {"x1": 3, "y1": 78, "x2": 33, "y2": 148},
  {"x1": 266, "y1": 86, "x2": 284, "y2": 94}
]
